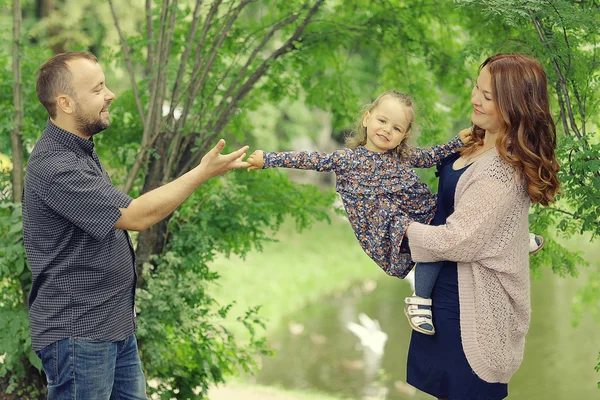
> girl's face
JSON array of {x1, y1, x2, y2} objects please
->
[
  {"x1": 471, "y1": 66, "x2": 501, "y2": 134},
  {"x1": 362, "y1": 97, "x2": 412, "y2": 153}
]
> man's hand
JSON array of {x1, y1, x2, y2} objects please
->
[
  {"x1": 198, "y1": 139, "x2": 250, "y2": 179},
  {"x1": 458, "y1": 127, "x2": 473, "y2": 145},
  {"x1": 116, "y1": 139, "x2": 249, "y2": 232},
  {"x1": 247, "y1": 150, "x2": 265, "y2": 171}
]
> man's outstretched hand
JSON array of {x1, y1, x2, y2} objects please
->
[{"x1": 199, "y1": 139, "x2": 250, "y2": 179}]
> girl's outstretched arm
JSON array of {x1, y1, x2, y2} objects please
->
[
  {"x1": 247, "y1": 149, "x2": 352, "y2": 173},
  {"x1": 406, "y1": 128, "x2": 472, "y2": 168}
]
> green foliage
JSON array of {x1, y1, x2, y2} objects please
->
[
  {"x1": 137, "y1": 170, "x2": 335, "y2": 398},
  {"x1": 3, "y1": 0, "x2": 600, "y2": 396},
  {"x1": 596, "y1": 352, "x2": 600, "y2": 388},
  {"x1": 0, "y1": 48, "x2": 52, "y2": 156},
  {"x1": 137, "y1": 256, "x2": 271, "y2": 399},
  {"x1": 0, "y1": 202, "x2": 43, "y2": 397}
]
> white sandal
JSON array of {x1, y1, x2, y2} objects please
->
[
  {"x1": 529, "y1": 233, "x2": 545, "y2": 254},
  {"x1": 404, "y1": 296, "x2": 435, "y2": 335}
]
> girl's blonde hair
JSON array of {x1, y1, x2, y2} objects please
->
[{"x1": 345, "y1": 90, "x2": 415, "y2": 159}]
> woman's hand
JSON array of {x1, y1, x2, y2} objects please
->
[{"x1": 247, "y1": 150, "x2": 265, "y2": 171}]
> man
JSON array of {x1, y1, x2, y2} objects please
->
[{"x1": 22, "y1": 51, "x2": 249, "y2": 399}]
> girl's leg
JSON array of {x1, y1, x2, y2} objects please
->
[
  {"x1": 405, "y1": 262, "x2": 443, "y2": 334},
  {"x1": 414, "y1": 261, "x2": 442, "y2": 299}
]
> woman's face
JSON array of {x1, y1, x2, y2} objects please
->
[{"x1": 471, "y1": 66, "x2": 501, "y2": 134}]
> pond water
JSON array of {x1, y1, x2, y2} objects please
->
[{"x1": 255, "y1": 272, "x2": 600, "y2": 400}]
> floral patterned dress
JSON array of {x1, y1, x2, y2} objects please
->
[{"x1": 262, "y1": 136, "x2": 463, "y2": 278}]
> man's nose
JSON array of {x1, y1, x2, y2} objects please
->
[{"x1": 106, "y1": 89, "x2": 116, "y2": 101}]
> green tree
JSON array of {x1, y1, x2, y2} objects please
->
[{"x1": 2, "y1": 0, "x2": 600, "y2": 397}]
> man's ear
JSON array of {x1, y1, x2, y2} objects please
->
[
  {"x1": 362, "y1": 111, "x2": 370, "y2": 128},
  {"x1": 56, "y1": 95, "x2": 74, "y2": 115}
]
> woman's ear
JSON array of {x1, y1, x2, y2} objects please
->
[{"x1": 362, "y1": 111, "x2": 370, "y2": 128}]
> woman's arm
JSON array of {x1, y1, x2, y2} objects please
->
[
  {"x1": 247, "y1": 149, "x2": 351, "y2": 173},
  {"x1": 406, "y1": 170, "x2": 528, "y2": 265}
]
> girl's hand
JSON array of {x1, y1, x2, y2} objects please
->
[
  {"x1": 247, "y1": 150, "x2": 265, "y2": 171},
  {"x1": 458, "y1": 127, "x2": 473, "y2": 144}
]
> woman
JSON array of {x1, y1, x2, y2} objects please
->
[{"x1": 405, "y1": 53, "x2": 561, "y2": 399}]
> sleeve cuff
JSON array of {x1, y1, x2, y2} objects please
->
[
  {"x1": 91, "y1": 191, "x2": 133, "y2": 241},
  {"x1": 406, "y1": 222, "x2": 434, "y2": 262}
]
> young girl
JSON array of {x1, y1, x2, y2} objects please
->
[{"x1": 246, "y1": 90, "x2": 542, "y2": 335}]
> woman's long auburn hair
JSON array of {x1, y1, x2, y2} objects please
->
[{"x1": 463, "y1": 53, "x2": 561, "y2": 206}]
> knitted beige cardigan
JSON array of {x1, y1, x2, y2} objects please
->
[{"x1": 407, "y1": 148, "x2": 531, "y2": 383}]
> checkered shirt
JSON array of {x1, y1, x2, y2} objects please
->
[{"x1": 23, "y1": 120, "x2": 137, "y2": 351}]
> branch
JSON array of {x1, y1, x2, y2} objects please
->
[
  {"x1": 529, "y1": 11, "x2": 600, "y2": 182},
  {"x1": 169, "y1": 0, "x2": 224, "y2": 135},
  {"x1": 529, "y1": 12, "x2": 585, "y2": 144},
  {"x1": 211, "y1": 0, "x2": 325, "y2": 135},
  {"x1": 166, "y1": 0, "x2": 204, "y2": 125},
  {"x1": 11, "y1": 0, "x2": 24, "y2": 204},
  {"x1": 554, "y1": 80, "x2": 570, "y2": 138},
  {"x1": 544, "y1": 207, "x2": 600, "y2": 228},
  {"x1": 201, "y1": 13, "x2": 310, "y2": 116},
  {"x1": 178, "y1": 0, "x2": 253, "y2": 132},
  {"x1": 571, "y1": 81, "x2": 586, "y2": 136},
  {"x1": 185, "y1": 10, "x2": 306, "y2": 139},
  {"x1": 162, "y1": 0, "x2": 225, "y2": 181},
  {"x1": 549, "y1": 2, "x2": 572, "y2": 76},
  {"x1": 211, "y1": 11, "x2": 303, "y2": 122},
  {"x1": 167, "y1": 0, "x2": 254, "y2": 177},
  {"x1": 146, "y1": 0, "x2": 154, "y2": 76},
  {"x1": 109, "y1": 0, "x2": 146, "y2": 128},
  {"x1": 180, "y1": 0, "x2": 326, "y2": 174},
  {"x1": 122, "y1": 0, "x2": 176, "y2": 193}
]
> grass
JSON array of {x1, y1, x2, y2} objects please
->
[
  {"x1": 213, "y1": 377, "x2": 354, "y2": 400},
  {"x1": 208, "y1": 215, "x2": 383, "y2": 336}
]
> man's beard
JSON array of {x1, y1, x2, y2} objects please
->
[{"x1": 73, "y1": 101, "x2": 110, "y2": 137}]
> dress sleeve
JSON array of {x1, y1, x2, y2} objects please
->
[
  {"x1": 406, "y1": 168, "x2": 527, "y2": 266},
  {"x1": 263, "y1": 149, "x2": 352, "y2": 173},
  {"x1": 405, "y1": 135, "x2": 463, "y2": 168}
]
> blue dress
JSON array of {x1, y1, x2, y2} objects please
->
[{"x1": 406, "y1": 152, "x2": 508, "y2": 399}]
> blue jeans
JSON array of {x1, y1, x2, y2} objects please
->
[{"x1": 35, "y1": 335, "x2": 147, "y2": 400}]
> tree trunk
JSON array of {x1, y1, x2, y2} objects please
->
[
  {"x1": 11, "y1": 0, "x2": 24, "y2": 204},
  {"x1": 35, "y1": 0, "x2": 54, "y2": 19},
  {"x1": 134, "y1": 131, "x2": 175, "y2": 287}
]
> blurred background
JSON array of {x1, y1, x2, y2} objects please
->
[{"x1": 1, "y1": 0, "x2": 599, "y2": 399}]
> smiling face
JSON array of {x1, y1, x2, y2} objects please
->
[
  {"x1": 63, "y1": 58, "x2": 115, "y2": 137},
  {"x1": 362, "y1": 96, "x2": 413, "y2": 153},
  {"x1": 471, "y1": 65, "x2": 501, "y2": 134}
]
